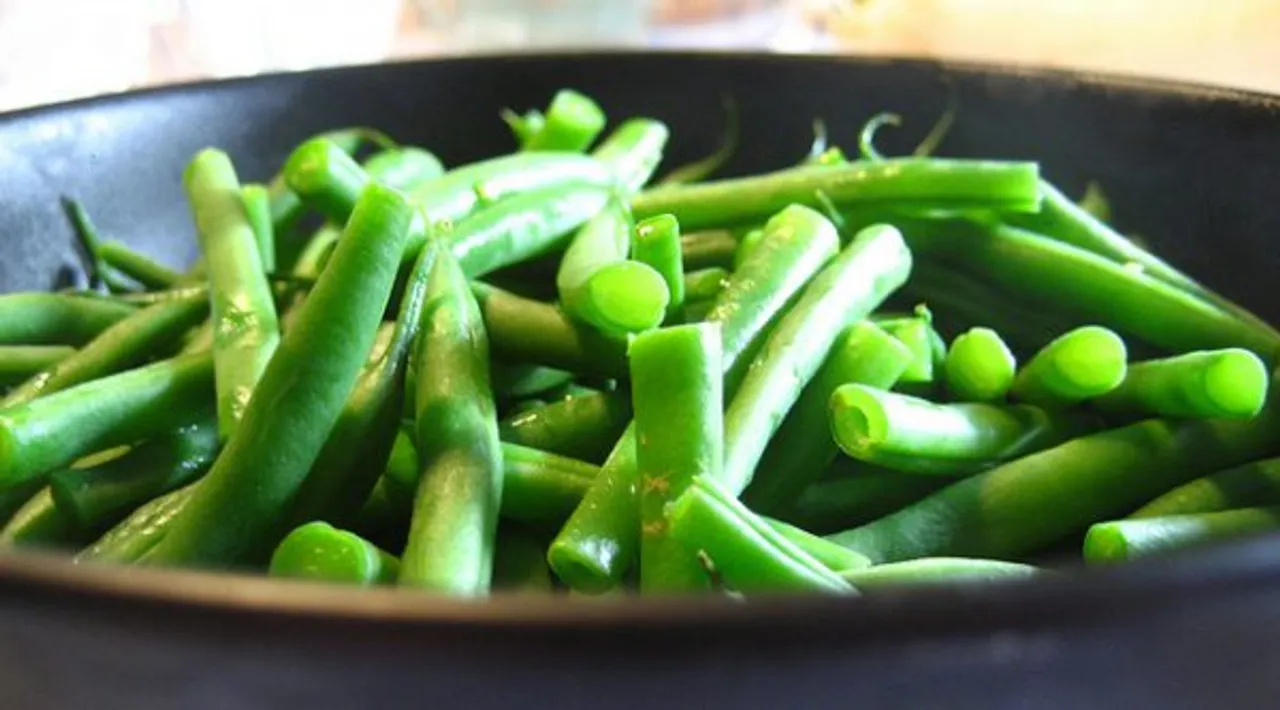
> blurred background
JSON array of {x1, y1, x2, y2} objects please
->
[{"x1": 1, "y1": 0, "x2": 1277, "y2": 112}]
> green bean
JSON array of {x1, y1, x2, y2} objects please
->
[
  {"x1": 680, "y1": 268, "x2": 729, "y2": 307},
  {"x1": 1093, "y1": 349, "x2": 1269, "y2": 420},
  {"x1": 48, "y1": 415, "x2": 220, "y2": 535},
  {"x1": 632, "y1": 158, "x2": 1041, "y2": 231},
  {"x1": 269, "y1": 521, "x2": 400, "y2": 585},
  {"x1": 185, "y1": 149, "x2": 282, "y2": 440},
  {"x1": 829, "y1": 404, "x2": 1280, "y2": 563},
  {"x1": 267, "y1": 126, "x2": 395, "y2": 234},
  {"x1": 903, "y1": 261, "x2": 1068, "y2": 354},
  {"x1": 522, "y1": 89, "x2": 607, "y2": 153},
  {"x1": 945, "y1": 327, "x2": 1018, "y2": 402},
  {"x1": 841, "y1": 557, "x2": 1039, "y2": 589},
  {"x1": 283, "y1": 138, "x2": 387, "y2": 225},
  {"x1": 680, "y1": 229, "x2": 739, "y2": 270},
  {"x1": 79, "y1": 483, "x2": 196, "y2": 564},
  {"x1": 0, "y1": 487, "x2": 84, "y2": 549},
  {"x1": 0, "y1": 346, "x2": 74, "y2": 389},
  {"x1": 1086, "y1": 508, "x2": 1280, "y2": 563},
  {"x1": 97, "y1": 241, "x2": 182, "y2": 290},
  {"x1": 284, "y1": 239, "x2": 442, "y2": 529},
  {"x1": 720, "y1": 222, "x2": 913, "y2": 495},
  {"x1": 452, "y1": 184, "x2": 611, "y2": 278},
  {"x1": 140, "y1": 183, "x2": 415, "y2": 568},
  {"x1": 499, "y1": 389, "x2": 631, "y2": 463},
  {"x1": 743, "y1": 321, "x2": 914, "y2": 515},
  {"x1": 382, "y1": 434, "x2": 600, "y2": 529},
  {"x1": 900, "y1": 217, "x2": 1280, "y2": 362},
  {"x1": 0, "y1": 352, "x2": 213, "y2": 487},
  {"x1": 783, "y1": 465, "x2": 947, "y2": 534},
  {"x1": 117, "y1": 285, "x2": 208, "y2": 306},
  {"x1": 492, "y1": 363, "x2": 575, "y2": 403},
  {"x1": 472, "y1": 282, "x2": 628, "y2": 378},
  {"x1": 241, "y1": 183, "x2": 275, "y2": 274},
  {"x1": 658, "y1": 95, "x2": 738, "y2": 186},
  {"x1": 0, "y1": 294, "x2": 136, "y2": 346},
  {"x1": 2, "y1": 292, "x2": 207, "y2": 407},
  {"x1": 762, "y1": 518, "x2": 871, "y2": 573},
  {"x1": 590, "y1": 118, "x2": 669, "y2": 193},
  {"x1": 1008, "y1": 180, "x2": 1275, "y2": 340},
  {"x1": 361, "y1": 147, "x2": 446, "y2": 188},
  {"x1": 667, "y1": 476, "x2": 853, "y2": 594},
  {"x1": 733, "y1": 228, "x2": 766, "y2": 270},
  {"x1": 1010, "y1": 326, "x2": 1128, "y2": 408},
  {"x1": 830, "y1": 384, "x2": 1098, "y2": 476},
  {"x1": 400, "y1": 250, "x2": 503, "y2": 595},
  {"x1": 1129, "y1": 457, "x2": 1280, "y2": 518},
  {"x1": 557, "y1": 200, "x2": 669, "y2": 336},
  {"x1": 63, "y1": 197, "x2": 137, "y2": 292},
  {"x1": 0, "y1": 480, "x2": 44, "y2": 528},
  {"x1": 876, "y1": 310, "x2": 939, "y2": 384},
  {"x1": 492, "y1": 527, "x2": 554, "y2": 592},
  {"x1": 549, "y1": 201, "x2": 842, "y2": 592},
  {"x1": 632, "y1": 323, "x2": 723, "y2": 592},
  {"x1": 632, "y1": 214, "x2": 686, "y2": 321},
  {"x1": 501, "y1": 108, "x2": 546, "y2": 149},
  {"x1": 420, "y1": 153, "x2": 614, "y2": 227}
]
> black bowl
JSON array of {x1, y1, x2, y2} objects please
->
[{"x1": 2, "y1": 53, "x2": 1280, "y2": 709}]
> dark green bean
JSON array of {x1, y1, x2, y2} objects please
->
[
  {"x1": 680, "y1": 229, "x2": 740, "y2": 270},
  {"x1": 782, "y1": 463, "x2": 947, "y2": 534},
  {"x1": 499, "y1": 389, "x2": 631, "y2": 463},
  {"x1": 140, "y1": 183, "x2": 415, "y2": 568},
  {"x1": 0, "y1": 294, "x2": 136, "y2": 346},
  {"x1": 0, "y1": 487, "x2": 84, "y2": 549},
  {"x1": 1129, "y1": 457, "x2": 1280, "y2": 518},
  {"x1": 0, "y1": 346, "x2": 74, "y2": 389},
  {"x1": 0, "y1": 352, "x2": 213, "y2": 487},
  {"x1": 472, "y1": 282, "x2": 628, "y2": 378},
  {"x1": 2, "y1": 292, "x2": 207, "y2": 407}
]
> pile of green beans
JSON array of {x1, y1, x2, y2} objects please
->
[{"x1": 2, "y1": 90, "x2": 1277, "y2": 600}]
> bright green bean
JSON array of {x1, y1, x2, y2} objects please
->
[
  {"x1": 632, "y1": 323, "x2": 723, "y2": 592},
  {"x1": 522, "y1": 89, "x2": 607, "y2": 153},
  {"x1": 185, "y1": 148, "x2": 281, "y2": 440},
  {"x1": 590, "y1": 118, "x2": 669, "y2": 193},
  {"x1": 668, "y1": 476, "x2": 853, "y2": 594},
  {"x1": 762, "y1": 518, "x2": 871, "y2": 573},
  {"x1": 548, "y1": 201, "x2": 842, "y2": 592},
  {"x1": 841, "y1": 557, "x2": 1039, "y2": 589},
  {"x1": 720, "y1": 222, "x2": 913, "y2": 495},
  {"x1": 400, "y1": 250, "x2": 503, "y2": 595},
  {"x1": 1010, "y1": 325, "x2": 1127, "y2": 408},
  {"x1": 452, "y1": 184, "x2": 611, "y2": 278},
  {"x1": 1086, "y1": 508, "x2": 1280, "y2": 563},
  {"x1": 241, "y1": 183, "x2": 275, "y2": 274},
  {"x1": 632, "y1": 214, "x2": 686, "y2": 322},
  {"x1": 632, "y1": 158, "x2": 1042, "y2": 230},
  {"x1": 1093, "y1": 349, "x2": 1269, "y2": 420},
  {"x1": 945, "y1": 327, "x2": 1018, "y2": 402},
  {"x1": 830, "y1": 384, "x2": 1097, "y2": 476},
  {"x1": 269, "y1": 521, "x2": 399, "y2": 585},
  {"x1": 829, "y1": 404, "x2": 1280, "y2": 563},
  {"x1": 743, "y1": 321, "x2": 913, "y2": 514}
]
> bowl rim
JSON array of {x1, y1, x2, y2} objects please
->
[{"x1": 2, "y1": 50, "x2": 1279, "y2": 633}]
